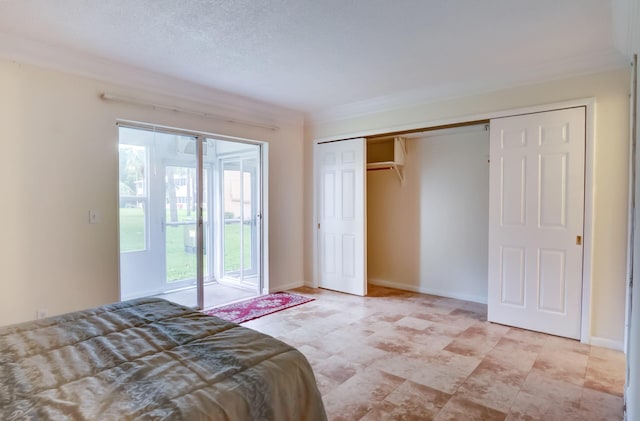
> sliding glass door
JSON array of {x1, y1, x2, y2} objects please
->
[{"x1": 119, "y1": 126, "x2": 263, "y2": 309}]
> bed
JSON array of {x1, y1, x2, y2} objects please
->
[{"x1": 0, "y1": 297, "x2": 327, "y2": 420}]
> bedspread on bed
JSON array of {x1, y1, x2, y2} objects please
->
[{"x1": 0, "y1": 298, "x2": 327, "y2": 421}]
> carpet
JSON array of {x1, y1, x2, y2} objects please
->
[{"x1": 203, "y1": 292, "x2": 314, "y2": 324}]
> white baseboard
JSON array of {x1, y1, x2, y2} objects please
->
[
  {"x1": 270, "y1": 281, "x2": 305, "y2": 293},
  {"x1": 590, "y1": 336, "x2": 624, "y2": 351},
  {"x1": 368, "y1": 278, "x2": 488, "y2": 304}
]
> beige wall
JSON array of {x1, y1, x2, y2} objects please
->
[
  {"x1": 305, "y1": 68, "x2": 631, "y2": 345},
  {"x1": 0, "y1": 60, "x2": 305, "y2": 326}
]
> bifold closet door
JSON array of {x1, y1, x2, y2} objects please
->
[
  {"x1": 488, "y1": 107, "x2": 585, "y2": 339},
  {"x1": 316, "y1": 138, "x2": 367, "y2": 296}
]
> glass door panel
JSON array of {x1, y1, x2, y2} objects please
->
[
  {"x1": 221, "y1": 154, "x2": 260, "y2": 289},
  {"x1": 222, "y1": 161, "x2": 242, "y2": 278},
  {"x1": 164, "y1": 165, "x2": 209, "y2": 287},
  {"x1": 119, "y1": 144, "x2": 147, "y2": 253},
  {"x1": 242, "y1": 158, "x2": 258, "y2": 279},
  {"x1": 153, "y1": 132, "x2": 199, "y2": 308},
  {"x1": 118, "y1": 137, "x2": 154, "y2": 302}
]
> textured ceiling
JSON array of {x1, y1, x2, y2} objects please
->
[{"x1": 0, "y1": 0, "x2": 628, "y2": 116}]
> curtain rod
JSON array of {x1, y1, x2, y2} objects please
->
[{"x1": 100, "y1": 93, "x2": 279, "y2": 131}]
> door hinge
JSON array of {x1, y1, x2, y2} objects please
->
[
  {"x1": 576, "y1": 235, "x2": 582, "y2": 245},
  {"x1": 317, "y1": 223, "x2": 320, "y2": 229}
]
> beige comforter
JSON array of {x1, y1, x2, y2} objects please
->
[{"x1": 0, "y1": 298, "x2": 327, "y2": 420}]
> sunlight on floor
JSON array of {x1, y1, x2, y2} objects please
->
[{"x1": 154, "y1": 282, "x2": 257, "y2": 309}]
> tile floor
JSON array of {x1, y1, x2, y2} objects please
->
[{"x1": 243, "y1": 285, "x2": 626, "y2": 421}]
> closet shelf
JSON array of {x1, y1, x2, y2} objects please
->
[
  {"x1": 367, "y1": 161, "x2": 399, "y2": 170},
  {"x1": 366, "y1": 136, "x2": 406, "y2": 183},
  {"x1": 367, "y1": 161, "x2": 404, "y2": 182}
]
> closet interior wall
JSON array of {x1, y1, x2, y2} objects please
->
[{"x1": 366, "y1": 125, "x2": 490, "y2": 303}]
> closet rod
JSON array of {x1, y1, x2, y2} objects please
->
[{"x1": 367, "y1": 119, "x2": 489, "y2": 140}]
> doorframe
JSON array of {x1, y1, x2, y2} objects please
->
[
  {"x1": 314, "y1": 98, "x2": 595, "y2": 344},
  {"x1": 312, "y1": 141, "x2": 319, "y2": 289}
]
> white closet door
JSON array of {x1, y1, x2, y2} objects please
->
[
  {"x1": 488, "y1": 107, "x2": 585, "y2": 339},
  {"x1": 316, "y1": 138, "x2": 367, "y2": 296}
]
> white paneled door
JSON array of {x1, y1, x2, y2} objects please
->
[
  {"x1": 488, "y1": 107, "x2": 585, "y2": 339},
  {"x1": 317, "y1": 138, "x2": 367, "y2": 296}
]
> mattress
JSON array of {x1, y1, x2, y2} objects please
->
[{"x1": 0, "y1": 297, "x2": 327, "y2": 420}]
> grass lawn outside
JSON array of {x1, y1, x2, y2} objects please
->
[{"x1": 120, "y1": 208, "x2": 252, "y2": 281}]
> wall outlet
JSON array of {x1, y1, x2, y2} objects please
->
[{"x1": 36, "y1": 309, "x2": 48, "y2": 320}]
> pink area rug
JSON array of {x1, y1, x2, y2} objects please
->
[{"x1": 203, "y1": 292, "x2": 314, "y2": 324}]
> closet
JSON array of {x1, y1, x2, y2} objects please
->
[
  {"x1": 315, "y1": 104, "x2": 588, "y2": 340},
  {"x1": 366, "y1": 126, "x2": 490, "y2": 304},
  {"x1": 315, "y1": 126, "x2": 489, "y2": 300}
]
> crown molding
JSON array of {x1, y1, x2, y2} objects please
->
[
  {"x1": 0, "y1": 31, "x2": 628, "y2": 130},
  {"x1": 309, "y1": 48, "x2": 627, "y2": 125},
  {"x1": 0, "y1": 33, "x2": 304, "y2": 127}
]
